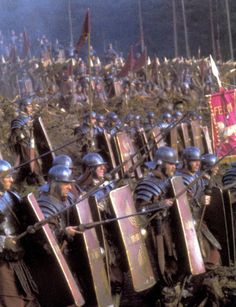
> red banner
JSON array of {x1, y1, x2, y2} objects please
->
[
  {"x1": 209, "y1": 89, "x2": 236, "y2": 162},
  {"x1": 117, "y1": 46, "x2": 135, "y2": 78},
  {"x1": 75, "y1": 8, "x2": 91, "y2": 52}
]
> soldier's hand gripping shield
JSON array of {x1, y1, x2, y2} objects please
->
[{"x1": 21, "y1": 193, "x2": 85, "y2": 307}]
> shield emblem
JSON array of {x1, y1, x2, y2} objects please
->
[
  {"x1": 109, "y1": 184, "x2": 156, "y2": 292},
  {"x1": 23, "y1": 193, "x2": 85, "y2": 307},
  {"x1": 170, "y1": 176, "x2": 205, "y2": 275},
  {"x1": 33, "y1": 116, "x2": 55, "y2": 177}
]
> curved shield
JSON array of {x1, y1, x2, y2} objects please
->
[
  {"x1": 33, "y1": 116, "x2": 55, "y2": 176},
  {"x1": 180, "y1": 123, "x2": 191, "y2": 148},
  {"x1": 72, "y1": 198, "x2": 113, "y2": 306},
  {"x1": 135, "y1": 128, "x2": 153, "y2": 161},
  {"x1": 149, "y1": 126, "x2": 166, "y2": 149},
  {"x1": 170, "y1": 176, "x2": 205, "y2": 275},
  {"x1": 204, "y1": 187, "x2": 230, "y2": 266},
  {"x1": 223, "y1": 190, "x2": 236, "y2": 265},
  {"x1": 113, "y1": 131, "x2": 143, "y2": 179},
  {"x1": 23, "y1": 193, "x2": 85, "y2": 307},
  {"x1": 202, "y1": 125, "x2": 213, "y2": 154},
  {"x1": 109, "y1": 184, "x2": 156, "y2": 292},
  {"x1": 96, "y1": 131, "x2": 119, "y2": 180},
  {"x1": 190, "y1": 120, "x2": 204, "y2": 153}
]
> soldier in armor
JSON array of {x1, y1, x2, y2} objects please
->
[
  {"x1": 123, "y1": 114, "x2": 136, "y2": 138},
  {"x1": 76, "y1": 152, "x2": 123, "y2": 299},
  {"x1": 74, "y1": 111, "x2": 100, "y2": 154},
  {"x1": 96, "y1": 113, "x2": 106, "y2": 133},
  {"x1": 38, "y1": 154, "x2": 74, "y2": 196},
  {"x1": 0, "y1": 159, "x2": 40, "y2": 306},
  {"x1": 201, "y1": 153, "x2": 219, "y2": 187},
  {"x1": 158, "y1": 111, "x2": 173, "y2": 130},
  {"x1": 172, "y1": 111, "x2": 183, "y2": 122},
  {"x1": 8, "y1": 97, "x2": 44, "y2": 190},
  {"x1": 176, "y1": 147, "x2": 221, "y2": 265},
  {"x1": 105, "y1": 112, "x2": 123, "y2": 136},
  {"x1": 135, "y1": 146, "x2": 179, "y2": 282},
  {"x1": 134, "y1": 114, "x2": 143, "y2": 131},
  {"x1": 37, "y1": 164, "x2": 77, "y2": 245},
  {"x1": 144, "y1": 111, "x2": 157, "y2": 132}
]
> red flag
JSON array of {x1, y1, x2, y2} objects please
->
[
  {"x1": 23, "y1": 30, "x2": 30, "y2": 58},
  {"x1": 133, "y1": 48, "x2": 146, "y2": 72},
  {"x1": 117, "y1": 46, "x2": 135, "y2": 78},
  {"x1": 209, "y1": 88, "x2": 236, "y2": 162},
  {"x1": 75, "y1": 9, "x2": 91, "y2": 51}
]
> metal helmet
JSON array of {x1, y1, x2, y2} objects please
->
[
  {"x1": 82, "y1": 152, "x2": 107, "y2": 168},
  {"x1": 84, "y1": 111, "x2": 96, "y2": 121},
  {"x1": 48, "y1": 165, "x2": 75, "y2": 183},
  {"x1": 201, "y1": 153, "x2": 218, "y2": 170},
  {"x1": 189, "y1": 111, "x2": 198, "y2": 121},
  {"x1": 145, "y1": 146, "x2": 178, "y2": 169},
  {"x1": 107, "y1": 112, "x2": 118, "y2": 122},
  {"x1": 52, "y1": 155, "x2": 73, "y2": 168},
  {"x1": 147, "y1": 111, "x2": 155, "y2": 119},
  {"x1": 173, "y1": 111, "x2": 183, "y2": 119},
  {"x1": 183, "y1": 147, "x2": 201, "y2": 161},
  {"x1": 162, "y1": 112, "x2": 172, "y2": 120},
  {"x1": 0, "y1": 160, "x2": 13, "y2": 177},
  {"x1": 96, "y1": 114, "x2": 105, "y2": 123},
  {"x1": 20, "y1": 96, "x2": 33, "y2": 109}
]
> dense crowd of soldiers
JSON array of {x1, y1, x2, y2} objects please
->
[
  {"x1": 1, "y1": 92, "x2": 236, "y2": 307},
  {"x1": 1, "y1": 28, "x2": 236, "y2": 307}
]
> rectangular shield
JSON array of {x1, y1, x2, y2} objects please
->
[
  {"x1": 24, "y1": 193, "x2": 85, "y2": 307},
  {"x1": 113, "y1": 131, "x2": 143, "y2": 179},
  {"x1": 166, "y1": 126, "x2": 180, "y2": 158},
  {"x1": 190, "y1": 120, "x2": 204, "y2": 152},
  {"x1": 109, "y1": 184, "x2": 156, "y2": 292},
  {"x1": 73, "y1": 198, "x2": 113, "y2": 307},
  {"x1": 180, "y1": 123, "x2": 192, "y2": 148},
  {"x1": 170, "y1": 176, "x2": 205, "y2": 275},
  {"x1": 204, "y1": 187, "x2": 231, "y2": 266},
  {"x1": 149, "y1": 127, "x2": 166, "y2": 149},
  {"x1": 223, "y1": 190, "x2": 236, "y2": 265},
  {"x1": 135, "y1": 128, "x2": 153, "y2": 161},
  {"x1": 96, "y1": 131, "x2": 119, "y2": 180},
  {"x1": 33, "y1": 116, "x2": 55, "y2": 175},
  {"x1": 201, "y1": 126, "x2": 213, "y2": 154},
  {"x1": 113, "y1": 80, "x2": 122, "y2": 97}
]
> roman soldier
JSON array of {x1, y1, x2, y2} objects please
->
[{"x1": 0, "y1": 159, "x2": 40, "y2": 306}]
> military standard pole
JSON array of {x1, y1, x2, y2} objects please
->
[
  {"x1": 209, "y1": 0, "x2": 216, "y2": 59},
  {"x1": 138, "y1": 0, "x2": 145, "y2": 53},
  {"x1": 87, "y1": 9, "x2": 94, "y2": 150},
  {"x1": 180, "y1": 0, "x2": 190, "y2": 58},
  {"x1": 225, "y1": 0, "x2": 234, "y2": 60},
  {"x1": 172, "y1": 0, "x2": 178, "y2": 58},
  {"x1": 68, "y1": 0, "x2": 74, "y2": 49}
]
